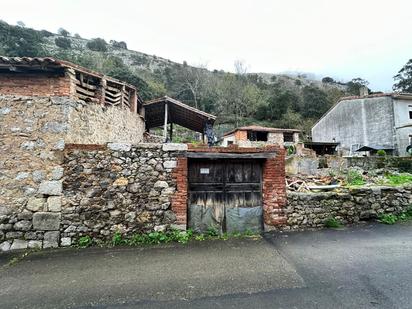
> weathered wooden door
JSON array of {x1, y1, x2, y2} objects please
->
[{"x1": 188, "y1": 159, "x2": 263, "y2": 233}]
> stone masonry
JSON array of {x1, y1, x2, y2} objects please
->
[
  {"x1": 285, "y1": 185, "x2": 412, "y2": 230},
  {"x1": 62, "y1": 143, "x2": 186, "y2": 242},
  {"x1": 0, "y1": 95, "x2": 145, "y2": 251}
]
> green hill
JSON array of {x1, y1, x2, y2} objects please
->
[{"x1": 0, "y1": 20, "x2": 368, "y2": 137}]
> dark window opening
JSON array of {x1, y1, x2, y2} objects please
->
[
  {"x1": 283, "y1": 132, "x2": 294, "y2": 142},
  {"x1": 409, "y1": 111, "x2": 412, "y2": 119},
  {"x1": 227, "y1": 141, "x2": 234, "y2": 146},
  {"x1": 248, "y1": 131, "x2": 268, "y2": 141}
]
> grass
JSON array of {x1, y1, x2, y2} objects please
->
[
  {"x1": 77, "y1": 228, "x2": 260, "y2": 248},
  {"x1": 385, "y1": 173, "x2": 412, "y2": 186},
  {"x1": 324, "y1": 217, "x2": 344, "y2": 228}
]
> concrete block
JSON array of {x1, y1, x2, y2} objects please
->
[
  {"x1": 163, "y1": 160, "x2": 177, "y2": 169},
  {"x1": 107, "y1": 143, "x2": 131, "y2": 152},
  {"x1": 162, "y1": 143, "x2": 188, "y2": 152}
]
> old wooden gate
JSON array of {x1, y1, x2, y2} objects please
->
[{"x1": 188, "y1": 159, "x2": 263, "y2": 233}]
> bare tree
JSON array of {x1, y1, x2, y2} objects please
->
[
  {"x1": 234, "y1": 59, "x2": 249, "y2": 76},
  {"x1": 175, "y1": 62, "x2": 208, "y2": 109}
]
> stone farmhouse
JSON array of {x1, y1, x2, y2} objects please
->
[
  {"x1": 221, "y1": 125, "x2": 300, "y2": 148},
  {"x1": 312, "y1": 93, "x2": 412, "y2": 156},
  {"x1": 0, "y1": 57, "x2": 287, "y2": 251}
]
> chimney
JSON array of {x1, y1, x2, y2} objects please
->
[{"x1": 359, "y1": 86, "x2": 368, "y2": 96}]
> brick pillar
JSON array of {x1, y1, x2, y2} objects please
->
[
  {"x1": 262, "y1": 148, "x2": 287, "y2": 229},
  {"x1": 171, "y1": 157, "x2": 188, "y2": 228}
]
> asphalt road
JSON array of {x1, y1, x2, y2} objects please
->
[{"x1": 1, "y1": 222, "x2": 412, "y2": 309}]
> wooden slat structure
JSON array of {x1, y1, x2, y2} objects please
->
[
  {"x1": 0, "y1": 56, "x2": 143, "y2": 115},
  {"x1": 144, "y1": 96, "x2": 216, "y2": 141}
]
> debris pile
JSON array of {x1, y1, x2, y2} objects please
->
[{"x1": 286, "y1": 175, "x2": 343, "y2": 192}]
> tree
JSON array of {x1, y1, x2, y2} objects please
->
[
  {"x1": 110, "y1": 40, "x2": 127, "y2": 49},
  {"x1": 55, "y1": 37, "x2": 71, "y2": 49},
  {"x1": 301, "y1": 85, "x2": 332, "y2": 118},
  {"x1": 16, "y1": 21, "x2": 25, "y2": 27},
  {"x1": 322, "y1": 76, "x2": 334, "y2": 84},
  {"x1": 173, "y1": 62, "x2": 209, "y2": 109},
  {"x1": 346, "y1": 77, "x2": 370, "y2": 95},
  {"x1": 393, "y1": 59, "x2": 412, "y2": 92},
  {"x1": 0, "y1": 20, "x2": 45, "y2": 56},
  {"x1": 86, "y1": 38, "x2": 107, "y2": 52},
  {"x1": 57, "y1": 28, "x2": 70, "y2": 37}
]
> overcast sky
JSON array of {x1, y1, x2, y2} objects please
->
[{"x1": 2, "y1": 0, "x2": 412, "y2": 91}]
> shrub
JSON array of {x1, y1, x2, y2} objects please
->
[
  {"x1": 376, "y1": 149, "x2": 386, "y2": 157},
  {"x1": 55, "y1": 37, "x2": 71, "y2": 49},
  {"x1": 324, "y1": 217, "x2": 343, "y2": 228},
  {"x1": 112, "y1": 231, "x2": 125, "y2": 246},
  {"x1": 346, "y1": 169, "x2": 365, "y2": 186},
  {"x1": 86, "y1": 38, "x2": 107, "y2": 52},
  {"x1": 78, "y1": 236, "x2": 92, "y2": 247},
  {"x1": 379, "y1": 214, "x2": 398, "y2": 225}
]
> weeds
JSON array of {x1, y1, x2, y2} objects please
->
[
  {"x1": 75, "y1": 228, "x2": 260, "y2": 249},
  {"x1": 346, "y1": 169, "x2": 365, "y2": 186},
  {"x1": 385, "y1": 173, "x2": 412, "y2": 186},
  {"x1": 78, "y1": 235, "x2": 93, "y2": 248},
  {"x1": 324, "y1": 217, "x2": 343, "y2": 228},
  {"x1": 379, "y1": 207, "x2": 412, "y2": 225}
]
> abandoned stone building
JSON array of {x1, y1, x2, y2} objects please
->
[
  {"x1": 0, "y1": 57, "x2": 288, "y2": 251},
  {"x1": 221, "y1": 125, "x2": 300, "y2": 148},
  {"x1": 312, "y1": 93, "x2": 412, "y2": 156}
]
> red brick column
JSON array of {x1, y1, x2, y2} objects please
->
[
  {"x1": 263, "y1": 148, "x2": 287, "y2": 228},
  {"x1": 171, "y1": 157, "x2": 188, "y2": 226}
]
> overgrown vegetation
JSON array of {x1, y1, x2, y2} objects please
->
[
  {"x1": 324, "y1": 217, "x2": 343, "y2": 228},
  {"x1": 346, "y1": 169, "x2": 365, "y2": 186},
  {"x1": 77, "y1": 228, "x2": 259, "y2": 248},
  {"x1": 385, "y1": 173, "x2": 412, "y2": 186},
  {"x1": 379, "y1": 207, "x2": 412, "y2": 225}
]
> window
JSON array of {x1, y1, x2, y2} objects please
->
[
  {"x1": 283, "y1": 132, "x2": 294, "y2": 142},
  {"x1": 409, "y1": 105, "x2": 412, "y2": 119},
  {"x1": 248, "y1": 131, "x2": 267, "y2": 141},
  {"x1": 227, "y1": 141, "x2": 234, "y2": 146}
]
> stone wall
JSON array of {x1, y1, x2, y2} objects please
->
[
  {"x1": 0, "y1": 95, "x2": 146, "y2": 251},
  {"x1": 0, "y1": 142, "x2": 186, "y2": 251},
  {"x1": 285, "y1": 186, "x2": 412, "y2": 230},
  {"x1": 62, "y1": 143, "x2": 186, "y2": 243}
]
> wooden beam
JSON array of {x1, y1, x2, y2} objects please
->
[
  {"x1": 163, "y1": 102, "x2": 168, "y2": 142},
  {"x1": 169, "y1": 122, "x2": 173, "y2": 142},
  {"x1": 186, "y1": 152, "x2": 276, "y2": 159}
]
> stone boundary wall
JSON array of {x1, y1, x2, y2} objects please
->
[
  {"x1": 286, "y1": 155, "x2": 412, "y2": 176},
  {"x1": 0, "y1": 95, "x2": 145, "y2": 251},
  {"x1": 285, "y1": 185, "x2": 412, "y2": 230},
  {"x1": 61, "y1": 143, "x2": 187, "y2": 244}
]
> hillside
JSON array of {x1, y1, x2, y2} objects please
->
[{"x1": 0, "y1": 21, "x2": 368, "y2": 138}]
